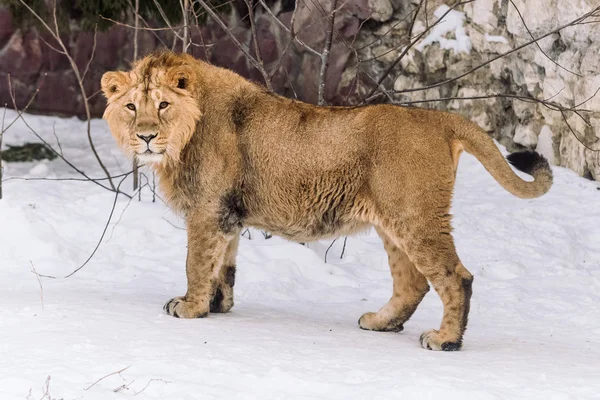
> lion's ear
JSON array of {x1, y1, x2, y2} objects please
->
[
  {"x1": 101, "y1": 71, "x2": 130, "y2": 99},
  {"x1": 166, "y1": 65, "x2": 196, "y2": 92}
]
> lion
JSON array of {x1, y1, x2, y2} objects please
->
[{"x1": 101, "y1": 51, "x2": 552, "y2": 351}]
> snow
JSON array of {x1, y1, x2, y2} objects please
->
[
  {"x1": 484, "y1": 33, "x2": 509, "y2": 44},
  {"x1": 1, "y1": 108, "x2": 600, "y2": 399},
  {"x1": 416, "y1": 5, "x2": 472, "y2": 54}
]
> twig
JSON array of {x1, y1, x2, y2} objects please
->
[
  {"x1": 162, "y1": 216, "x2": 186, "y2": 230},
  {"x1": 0, "y1": 106, "x2": 5, "y2": 200},
  {"x1": 2, "y1": 170, "x2": 135, "y2": 184},
  {"x1": 508, "y1": 0, "x2": 582, "y2": 78},
  {"x1": 318, "y1": 0, "x2": 338, "y2": 105},
  {"x1": 340, "y1": 236, "x2": 348, "y2": 258},
  {"x1": 132, "y1": 0, "x2": 140, "y2": 194},
  {"x1": 18, "y1": 0, "x2": 116, "y2": 191},
  {"x1": 6, "y1": 75, "x2": 123, "y2": 195},
  {"x1": 81, "y1": 25, "x2": 98, "y2": 82},
  {"x1": 195, "y1": 0, "x2": 264, "y2": 73},
  {"x1": 51, "y1": 123, "x2": 63, "y2": 156},
  {"x1": 39, "y1": 172, "x2": 134, "y2": 279},
  {"x1": 181, "y1": 0, "x2": 191, "y2": 53},
  {"x1": 258, "y1": 0, "x2": 321, "y2": 56},
  {"x1": 84, "y1": 366, "x2": 131, "y2": 391},
  {"x1": 324, "y1": 238, "x2": 337, "y2": 263},
  {"x1": 134, "y1": 378, "x2": 170, "y2": 396},
  {"x1": 363, "y1": 0, "x2": 474, "y2": 102},
  {"x1": 394, "y1": 5, "x2": 600, "y2": 95},
  {"x1": 560, "y1": 110, "x2": 600, "y2": 152},
  {"x1": 245, "y1": 0, "x2": 274, "y2": 90},
  {"x1": 29, "y1": 261, "x2": 44, "y2": 310}
]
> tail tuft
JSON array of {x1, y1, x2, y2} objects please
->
[{"x1": 507, "y1": 150, "x2": 549, "y2": 176}]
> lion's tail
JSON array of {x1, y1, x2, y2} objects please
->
[{"x1": 453, "y1": 118, "x2": 553, "y2": 199}]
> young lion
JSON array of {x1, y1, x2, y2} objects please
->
[{"x1": 101, "y1": 51, "x2": 552, "y2": 351}]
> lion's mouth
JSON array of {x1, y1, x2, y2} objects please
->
[{"x1": 137, "y1": 149, "x2": 165, "y2": 156}]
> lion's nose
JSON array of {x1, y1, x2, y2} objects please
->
[{"x1": 137, "y1": 133, "x2": 157, "y2": 144}]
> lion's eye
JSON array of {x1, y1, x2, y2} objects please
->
[
  {"x1": 126, "y1": 103, "x2": 136, "y2": 111},
  {"x1": 159, "y1": 101, "x2": 169, "y2": 110}
]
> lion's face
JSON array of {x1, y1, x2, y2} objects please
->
[{"x1": 101, "y1": 62, "x2": 202, "y2": 165}]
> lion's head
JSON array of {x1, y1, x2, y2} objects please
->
[{"x1": 101, "y1": 53, "x2": 202, "y2": 165}]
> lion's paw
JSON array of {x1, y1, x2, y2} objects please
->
[
  {"x1": 419, "y1": 329, "x2": 462, "y2": 351},
  {"x1": 163, "y1": 297, "x2": 209, "y2": 319},
  {"x1": 358, "y1": 311, "x2": 404, "y2": 332}
]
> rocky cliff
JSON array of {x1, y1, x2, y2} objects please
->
[{"x1": 0, "y1": 0, "x2": 598, "y2": 179}]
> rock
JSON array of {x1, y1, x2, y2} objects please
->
[
  {"x1": 367, "y1": 0, "x2": 393, "y2": 22},
  {"x1": 513, "y1": 123, "x2": 539, "y2": 148}
]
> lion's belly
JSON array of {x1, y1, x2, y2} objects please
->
[{"x1": 248, "y1": 216, "x2": 369, "y2": 242}]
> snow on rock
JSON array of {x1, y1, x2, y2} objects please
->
[
  {"x1": 416, "y1": 5, "x2": 472, "y2": 54},
  {"x1": 536, "y1": 125, "x2": 556, "y2": 164},
  {"x1": 0, "y1": 110, "x2": 599, "y2": 399},
  {"x1": 356, "y1": 0, "x2": 600, "y2": 181},
  {"x1": 484, "y1": 33, "x2": 509, "y2": 44}
]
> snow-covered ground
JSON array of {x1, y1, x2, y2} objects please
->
[{"x1": 1, "y1": 109, "x2": 599, "y2": 400}]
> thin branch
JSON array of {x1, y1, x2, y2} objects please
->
[
  {"x1": 245, "y1": 0, "x2": 274, "y2": 90},
  {"x1": 2, "y1": 170, "x2": 135, "y2": 184},
  {"x1": 0, "y1": 106, "x2": 4, "y2": 200},
  {"x1": 364, "y1": 0, "x2": 475, "y2": 102},
  {"x1": 132, "y1": 0, "x2": 140, "y2": 193},
  {"x1": 81, "y1": 25, "x2": 98, "y2": 82},
  {"x1": 134, "y1": 378, "x2": 170, "y2": 396},
  {"x1": 340, "y1": 236, "x2": 348, "y2": 258},
  {"x1": 318, "y1": 0, "x2": 338, "y2": 105},
  {"x1": 7, "y1": 75, "x2": 125, "y2": 195},
  {"x1": 196, "y1": 0, "x2": 264, "y2": 73},
  {"x1": 29, "y1": 261, "x2": 44, "y2": 310},
  {"x1": 324, "y1": 238, "x2": 337, "y2": 263},
  {"x1": 181, "y1": 0, "x2": 191, "y2": 53},
  {"x1": 395, "y1": 5, "x2": 600, "y2": 95},
  {"x1": 258, "y1": 0, "x2": 321, "y2": 57},
  {"x1": 18, "y1": 0, "x2": 116, "y2": 191},
  {"x1": 508, "y1": 0, "x2": 582, "y2": 78},
  {"x1": 39, "y1": 172, "x2": 134, "y2": 279},
  {"x1": 84, "y1": 366, "x2": 131, "y2": 391},
  {"x1": 152, "y1": 0, "x2": 184, "y2": 43},
  {"x1": 560, "y1": 110, "x2": 600, "y2": 152}
]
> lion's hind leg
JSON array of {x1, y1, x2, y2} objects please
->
[
  {"x1": 389, "y1": 221, "x2": 474, "y2": 351},
  {"x1": 359, "y1": 227, "x2": 430, "y2": 332}
]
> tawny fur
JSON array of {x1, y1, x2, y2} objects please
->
[{"x1": 101, "y1": 51, "x2": 553, "y2": 351}]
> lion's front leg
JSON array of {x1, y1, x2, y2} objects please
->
[
  {"x1": 164, "y1": 214, "x2": 233, "y2": 319},
  {"x1": 209, "y1": 235, "x2": 239, "y2": 313}
]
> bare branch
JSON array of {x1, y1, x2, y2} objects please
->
[
  {"x1": 81, "y1": 25, "x2": 98, "y2": 82},
  {"x1": 84, "y1": 366, "x2": 131, "y2": 391},
  {"x1": 395, "y1": 5, "x2": 600, "y2": 95},
  {"x1": 18, "y1": 0, "x2": 117, "y2": 191},
  {"x1": 181, "y1": 0, "x2": 191, "y2": 53},
  {"x1": 364, "y1": 0, "x2": 475, "y2": 102},
  {"x1": 29, "y1": 261, "x2": 44, "y2": 310},
  {"x1": 560, "y1": 110, "x2": 600, "y2": 152},
  {"x1": 318, "y1": 0, "x2": 338, "y2": 105},
  {"x1": 6, "y1": 75, "x2": 123, "y2": 194},
  {"x1": 508, "y1": 0, "x2": 582, "y2": 78},
  {"x1": 133, "y1": 0, "x2": 140, "y2": 194},
  {"x1": 39, "y1": 172, "x2": 134, "y2": 279},
  {"x1": 245, "y1": 0, "x2": 274, "y2": 90},
  {"x1": 195, "y1": 0, "x2": 264, "y2": 73},
  {"x1": 324, "y1": 238, "x2": 337, "y2": 263},
  {"x1": 258, "y1": 0, "x2": 321, "y2": 56}
]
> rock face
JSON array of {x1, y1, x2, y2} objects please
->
[
  {"x1": 354, "y1": 0, "x2": 600, "y2": 180},
  {"x1": 0, "y1": 1, "x2": 598, "y2": 180}
]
